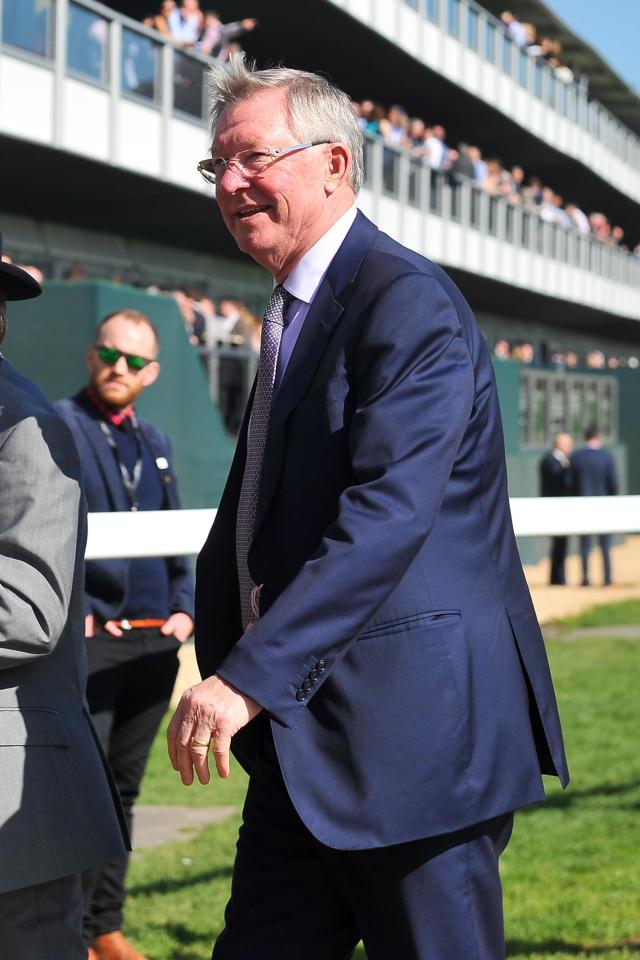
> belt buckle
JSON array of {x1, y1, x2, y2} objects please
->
[{"x1": 120, "y1": 619, "x2": 132, "y2": 631}]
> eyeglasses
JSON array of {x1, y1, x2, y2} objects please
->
[
  {"x1": 94, "y1": 345, "x2": 154, "y2": 372},
  {"x1": 197, "y1": 140, "x2": 332, "y2": 185}
]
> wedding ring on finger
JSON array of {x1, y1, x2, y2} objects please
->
[{"x1": 190, "y1": 736, "x2": 211, "y2": 748}]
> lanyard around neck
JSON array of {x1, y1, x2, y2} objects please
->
[{"x1": 99, "y1": 412, "x2": 143, "y2": 512}]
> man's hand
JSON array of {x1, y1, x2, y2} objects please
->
[
  {"x1": 85, "y1": 613, "x2": 123, "y2": 637},
  {"x1": 167, "y1": 676, "x2": 262, "y2": 784},
  {"x1": 161, "y1": 612, "x2": 194, "y2": 644}
]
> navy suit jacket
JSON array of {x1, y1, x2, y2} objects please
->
[
  {"x1": 571, "y1": 446, "x2": 618, "y2": 498},
  {"x1": 540, "y1": 451, "x2": 572, "y2": 498},
  {"x1": 196, "y1": 212, "x2": 569, "y2": 851},
  {"x1": 56, "y1": 392, "x2": 194, "y2": 623}
]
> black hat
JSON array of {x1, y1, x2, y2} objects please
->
[{"x1": 0, "y1": 231, "x2": 42, "y2": 301}]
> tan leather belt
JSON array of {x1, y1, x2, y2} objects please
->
[{"x1": 113, "y1": 618, "x2": 166, "y2": 630}]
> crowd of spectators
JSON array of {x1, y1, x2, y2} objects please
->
[
  {"x1": 134, "y1": 3, "x2": 631, "y2": 249},
  {"x1": 142, "y1": 0, "x2": 258, "y2": 62},
  {"x1": 352, "y1": 99, "x2": 636, "y2": 250},
  {"x1": 499, "y1": 10, "x2": 585, "y2": 90},
  {"x1": 4, "y1": 247, "x2": 638, "y2": 374},
  {"x1": 493, "y1": 339, "x2": 640, "y2": 370}
]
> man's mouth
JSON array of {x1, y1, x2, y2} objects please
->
[{"x1": 235, "y1": 205, "x2": 270, "y2": 220}]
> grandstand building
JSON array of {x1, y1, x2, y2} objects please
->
[{"x1": 1, "y1": 0, "x2": 639, "y2": 510}]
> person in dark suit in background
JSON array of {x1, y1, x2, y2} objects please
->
[
  {"x1": 57, "y1": 309, "x2": 194, "y2": 960},
  {"x1": 571, "y1": 425, "x2": 618, "y2": 586},
  {"x1": 168, "y1": 57, "x2": 568, "y2": 959},
  {"x1": 539, "y1": 431, "x2": 574, "y2": 585},
  {"x1": 0, "y1": 238, "x2": 126, "y2": 959}
]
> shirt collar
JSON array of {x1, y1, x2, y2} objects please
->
[
  {"x1": 85, "y1": 386, "x2": 134, "y2": 427},
  {"x1": 282, "y1": 205, "x2": 358, "y2": 305}
]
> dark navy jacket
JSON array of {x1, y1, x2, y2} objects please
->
[
  {"x1": 571, "y1": 446, "x2": 618, "y2": 497},
  {"x1": 196, "y1": 212, "x2": 569, "y2": 851},
  {"x1": 56, "y1": 393, "x2": 194, "y2": 624},
  {"x1": 540, "y1": 450, "x2": 572, "y2": 497}
]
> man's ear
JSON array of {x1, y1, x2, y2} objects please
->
[
  {"x1": 141, "y1": 361, "x2": 161, "y2": 388},
  {"x1": 325, "y1": 143, "x2": 351, "y2": 195}
]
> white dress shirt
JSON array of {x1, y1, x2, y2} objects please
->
[{"x1": 275, "y1": 204, "x2": 358, "y2": 388}]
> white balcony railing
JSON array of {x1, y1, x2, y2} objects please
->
[
  {"x1": 1, "y1": 0, "x2": 638, "y2": 319},
  {"x1": 327, "y1": 0, "x2": 640, "y2": 205},
  {"x1": 359, "y1": 135, "x2": 640, "y2": 320}
]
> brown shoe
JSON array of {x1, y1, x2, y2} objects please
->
[{"x1": 91, "y1": 931, "x2": 150, "y2": 960}]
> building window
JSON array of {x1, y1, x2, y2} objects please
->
[
  {"x1": 447, "y1": 0, "x2": 459, "y2": 37},
  {"x1": 122, "y1": 28, "x2": 161, "y2": 102},
  {"x1": 173, "y1": 50, "x2": 206, "y2": 119},
  {"x1": 466, "y1": 7, "x2": 479, "y2": 49},
  {"x1": 67, "y1": 3, "x2": 108, "y2": 84},
  {"x1": 485, "y1": 21, "x2": 496, "y2": 62},
  {"x1": 426, "y1": 0, "x2": 439, "y2": 23},
  {"x1": 501, "y1": 33, "x2": 512, "y2": 75},
  {"x1": 1, "y1": 0, "x2": 54, "y2": 59}
]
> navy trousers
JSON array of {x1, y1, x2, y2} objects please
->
[
  {"x1": 214, "y1": 733, "x2": 514, "y2": 960},
  {"x1": 580, "y1": 533, "x2": 612, "y2": 585}
]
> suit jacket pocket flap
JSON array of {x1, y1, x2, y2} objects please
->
[{"x1": 0, "y1": 708, "x2": 70, "y2": 747}]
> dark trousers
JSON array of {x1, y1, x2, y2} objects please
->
[
  {"x1": 549, "y1": 535, "x2": 568, "y2": 585},
  {"x1": 0, "y1": 874, "x2": 85, "y2": 960},
  {"x1": 82, "y1": 628, "x2": 180, "y2": 940},
  {"x1": 214, "y1": 733, "x2": 514, "y2": 960},
  {"x1": 580, "y1": 533, "x2": 612, "y2": 585}
]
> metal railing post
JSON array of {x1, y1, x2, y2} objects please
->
[
  {"x1": 52, "y1": 0, "x2": 69, "y2": 147},
  {"x1": 108, "y1": 18, "x2": 121, "y2": 165}
]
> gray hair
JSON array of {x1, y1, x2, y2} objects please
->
[
  {"x1": 0, "y1": 294, "x2": 6, "y2": 344},
  {"x1": 208, "y1": 55, "x2": 364, "y2": 194}
]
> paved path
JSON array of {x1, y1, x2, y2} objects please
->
[
  {"x1": 132, "y1": 805, "x2": 237, "y2": 852},
  {"x1": 526, "y1": 534, "x2": 640, "y2": 625}
]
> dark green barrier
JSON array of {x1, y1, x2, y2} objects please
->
[{"x1": 5, "y1": 280, "x2": 234, "y2": 508}]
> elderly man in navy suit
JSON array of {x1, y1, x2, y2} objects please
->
[
  {"x1": 168, "y1": 57, "x2": 568, "y2": 959},
  {"x1": 572, "y1": 425, "x2": 618, "y2": 586}
]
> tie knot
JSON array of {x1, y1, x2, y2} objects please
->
[{"x1": 264, "y1": 285, "x2": 294, "y2": 327}]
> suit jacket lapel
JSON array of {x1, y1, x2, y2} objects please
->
[
  {"x1": 74, "y1": 403, "x2": 131, "y2": 512},
  {"x1": 252, "y1": 211, "x2": 379, "y2": 539}
]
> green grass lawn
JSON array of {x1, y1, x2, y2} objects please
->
[
  {"x1": 126, "y1": 631, "x2": 640, "y2": 959},
  {"x1": 553, "y1": 598, "x2": 640, "y2": 630}
]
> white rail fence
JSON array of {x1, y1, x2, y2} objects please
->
[{"x1": 85, "y1": 497, "x2": 640, "y2": 560}]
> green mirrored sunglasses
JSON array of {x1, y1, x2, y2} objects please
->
[{"x1": 94, "y1": 345, "x2": 154, "y2": 372}]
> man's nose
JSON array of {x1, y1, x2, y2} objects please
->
[
  {"x1": 216, "y1": 162, "x2": 251, "y2": 193},
  {"x1": 113, "y1": 355, "x2": 129, "y2": 374}
]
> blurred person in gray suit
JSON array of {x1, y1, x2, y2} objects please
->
[{"x1": 0, "y1": 235, "x2": 127, "y2": 960}]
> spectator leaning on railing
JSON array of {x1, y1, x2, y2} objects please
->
[{"x1": 353, "y1": 99, "x2": 636, "y2": 250}]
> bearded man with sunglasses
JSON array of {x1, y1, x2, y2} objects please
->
[{"x1": 57, "y1": 309, "x2": 194, "y2": 960}]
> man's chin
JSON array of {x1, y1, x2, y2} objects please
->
[
  {"x1": 98, "y1": 388, "x2": 132, "y2": 410},
  {"x1": 234, "y1": 236, "x2": 276, "y2": 271}
]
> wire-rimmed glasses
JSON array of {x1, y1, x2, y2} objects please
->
[{"x1": 197, "y1": 140, "x2": 332, "y2": 185}]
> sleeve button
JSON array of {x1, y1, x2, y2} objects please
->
[{"x1": 296, "y1": 689, "x2": 306, "y2": 702}]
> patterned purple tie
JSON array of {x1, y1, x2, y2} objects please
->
[{"x1": 236, "y1": 285, "x2": 293, "y2": 629}]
